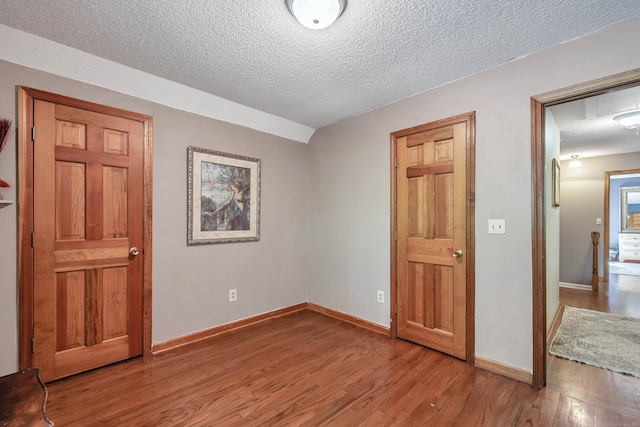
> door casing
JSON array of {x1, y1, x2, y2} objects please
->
[
  {"x1": 17, "y1": 87, "x2": 153, "y2": 370},
  {"x1": 390, "y1": 112, "x2": 476, "y2": 363},
  {"x1": 530, "y1": 68, "x2": 640, "y2": 388}
]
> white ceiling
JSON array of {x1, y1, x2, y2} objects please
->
[
  {"x1": 0, "y1": 1, "x2": 639, "y2": 131},
  {"x1": 550, "y1": 85, "x2": 640, "y2": 160}
]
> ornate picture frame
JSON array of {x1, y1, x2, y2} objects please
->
[{"x1": 187, "y1": 146, "x2": 261, "y2": 245}]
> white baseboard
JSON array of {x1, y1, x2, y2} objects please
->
[{"x1": 559, "y1": 282, "x2": 592, "y2": 291}]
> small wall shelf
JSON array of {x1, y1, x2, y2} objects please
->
[{"x1": 0, "y1": 200, "x2": 15, "y2": 208}]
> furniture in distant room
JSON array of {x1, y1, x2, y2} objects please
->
[
  {"x1": 0, "y1": 368, "x2": 53, "y2": 426},
  {"x1": 618, "y1": 233, "x2": 640, "y2": 262},
  {"x1": 619, "y1": 187, "x2": 640, "y2": 263}
]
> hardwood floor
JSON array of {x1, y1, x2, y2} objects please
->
[
  {"x1": 557, "y1": 272, "x2": 640, "y2": 318},
  {"x1": 44, "y1": 305, "x2": 640, "y2": 426},
  {"x1": 546, "y1": 271, "x2": 640, "y2": 427}
]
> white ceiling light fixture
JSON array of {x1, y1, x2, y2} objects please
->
[
  {"x1": 614, "y1": 105, "x2": 640, "y2": 135},
  {"x1": 286, "y1": 0, "x2": 346, "y2": 30},
  {"x1": 569, "y1": 155, "x2": 582, "y2": 168}
]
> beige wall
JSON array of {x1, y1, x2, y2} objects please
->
[
  {"x1": 560, "y1": 152, "x2": 640, "y2": 285},
  {"x1": 0, "y1": 66, "x2": 17, "y2": 378},
  {"x1": 308, "y1": 18, "x2": 640, "y2": 371},
  {"x1": 2, "y1": 18, "x2": 640, "y2": 376},
  {"x1": 0, "y1": 60, "x2": 309, "y2": 375},
  {"x1": 545, "y1": 111, "x2": 560, "y2": 327}
]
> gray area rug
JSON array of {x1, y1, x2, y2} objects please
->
[{"x1": 549, "y1": 307, "x2": 640, "y2": 377}]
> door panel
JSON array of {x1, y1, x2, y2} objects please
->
[
  {"x1": 56, "y1": 161, "x2": 86, "y2": 240},
  {"x1": 396, "y1": 120, "x2": 469, "y2": 360},
  {"x1": 56, "y1": 271, "x2": 85, "y2": 351},
  {"x1": 103, "y1": 166, "x2": 128, "y2": 238},
  {"x1": 33, "y1": 99, "x2": 143, "y2": 382}
]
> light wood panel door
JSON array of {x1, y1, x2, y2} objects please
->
[
  {"x1": 395, "y1": 117, "x2": 472, "y2": 360},
  {"x1": 32, "y1": 99, "x2": 144, "y2": 382}
]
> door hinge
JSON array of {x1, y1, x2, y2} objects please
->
[
  {"x1": 394, "y1": 158, "x2": 398, "y2": 168},
  {"x1": 395, "y1": 303, "x2": 398, "y2": 314},
  {"x1": 31, "y1": 127, "x2": 35, "y2": 141},
  {"x1": 31, "y1": 233, "x2": 35, "y2": 247},
  {"x1": 31, "y1": 338, "x2": 35, "y2": 353},
  {"x1": 395, "y1": 230, "x2": 398, "y2": 241}
]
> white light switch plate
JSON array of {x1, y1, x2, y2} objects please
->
[{"x1": 488, "y1": 219, "x2": 506, "y2": 234}]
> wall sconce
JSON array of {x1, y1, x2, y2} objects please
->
[
  {"x1": 569, "y1": 155, "x2": 581, "y2": 168},
  {"x1": 286, "y1": 0, "x2": 346, "y2": 29}
]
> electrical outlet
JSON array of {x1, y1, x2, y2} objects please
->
[
  {"x1": 229, "y1": 289, "x2": 237, "y2": 302},
  {"x1": 377, "y1": 290, "x2": 385, "y2": 304}
]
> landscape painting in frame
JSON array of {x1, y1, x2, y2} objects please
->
[{"x1": 188, "y1": 146, "x2": 261, "y2": 245}]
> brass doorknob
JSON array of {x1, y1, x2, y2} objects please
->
[
  {"x1": 452, "y1": 249, "x2": 463, "y2": 258},
  {"x1": 129, "y1": 247, "x2": 140, "y2": 257}
]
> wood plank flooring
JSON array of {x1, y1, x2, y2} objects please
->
[
  {"x1": 44, "y1": 301, "x2": 640, "y2": 426},
  {"x1": 557, "y1": 272, "x2": 640, "y2": 318},
  {"x1": 545, "y1": 271, "x2": 640, "y2": 426}
]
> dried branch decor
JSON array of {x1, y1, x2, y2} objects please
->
[
  {"x1": 0, "y1": 118, "x2": 13, "y2": 197},
  {"x1": 0, "y1": 118, "x2": 12, "y2": 155}
]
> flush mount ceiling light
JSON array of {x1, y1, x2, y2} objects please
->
[
  {"x1": 569, "y1": 155, "x2": 582, "y2": 168},
  {"x1": 286, "y1": 0, "x2": 346, "y2": 30},
  {"x1": 614, "y1": 108, "x2": 640, "y2": 130}
]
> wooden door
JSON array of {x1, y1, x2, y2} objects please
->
[
  {"x1": 32, "y1": 99, "x2": 144, "y2": 382},
  {"x1": 395, "y1": 114, "x2": 473, "y2": 360}
]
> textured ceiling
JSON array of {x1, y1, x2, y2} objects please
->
[
  {"x1": 551, "y1": 85, "x2": 640, "y2": 160},
  {"x1": 0, "y1": 0, "x2": 639, "y2": 129}
]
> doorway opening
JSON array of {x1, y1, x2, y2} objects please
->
[
  {"x1": 531, "y1": 68, "x2": 640, "y2": 388},
  {"x1": 607, "y1": 171, "x2": 640, "y2": 278}
]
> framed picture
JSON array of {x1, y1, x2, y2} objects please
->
[
  {"x1": 187, "y1": 146, "x2": 261, "y2": 245},
  {"x1": 552, "y1": 158, "x2": 560, "y2": 207}
]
